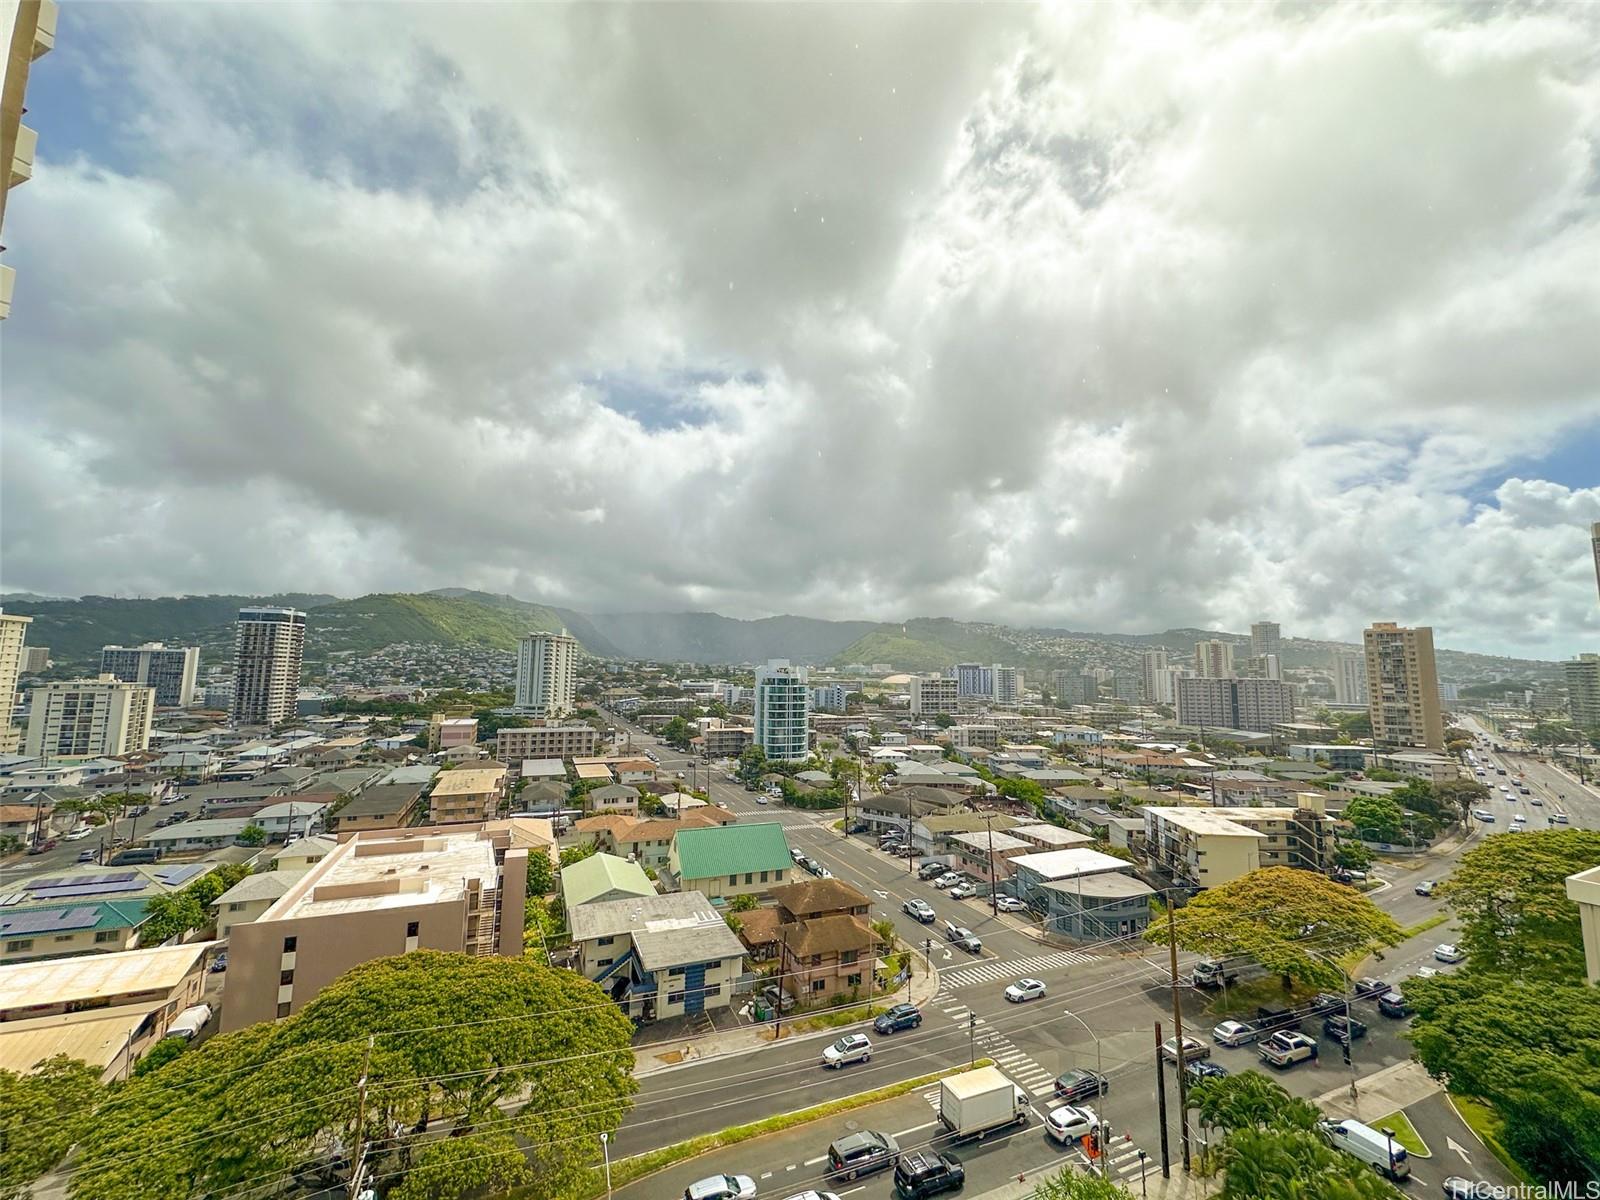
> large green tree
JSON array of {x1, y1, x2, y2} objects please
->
[
  {"x1": 1438, "y1": 828, "x2": 1600, "y2": 981},
  {"x1": 1150, "y1": 867, "x2": 1402, "y2": 989},
  {"x1": 1032, "y1": 1168, "x2": 1133, "y2": 1199},
  {"x1": 0, "y1": 1056, "x2": 102, "y2": 1197},
  {"x1": 1341, "y1": 795, "x2": 1406, "y2": 843},
  {"x1": 69, "y1": 952, "x2": 636, "y2": 1200},
  {"x1": 735, "y1": 744, "x2": 769, "y2": 786},
  {"x1": 1407, "y1": 972, "x2": 1600, "y2": 1182}
]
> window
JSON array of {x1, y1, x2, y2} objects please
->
[
  {"x1": 282, "y1": 936, "x2": 297, "y2": 953},
  {"x1": 759, "y1": 870, "x2": 769, "y2": 883},
  {"x1": 276, "y1": 1002, "x2": 292, "y2": 1018},
  {"x1": 728, "y1": 874, "x2": 738, "y2": 886},
  {"x1": 701, "y1": 984, "x2": 722, "y2": 998},
  {"x1": 406, "y1": 921, "x2": 420, "y2": 938},
  {"x1": 597, "y1": 935, "x2": 615, "y2": 946},
  {"x1": 5, "y1": 939, "x2": 33, "y2": 952},
  {"x1": 596, "y1": 958, "x2": 613, "y2": 967},
  {"x1": 744, "y1": 873, "x2": 753, "y2": 885},
  {"x1": 668, "y1": 966, "x2": 685, "y2": 976},
  {"x1": 704, "y1": 959, "x2": 721, "y2": 969},
  {"x1": 95, "y1": 930, "x2": 120, "y2": 944},
  {"x1": 667, "y1": 991, "x2": 685, "y2": 1005},
  {"x1": 280, "y1": 969, "x2": 294, "y2": 986},
  {"x1": 840, "y1": 950, "x2": 858, "y2": 965},
  {"x1": 811, "y1": 979, "x2": 826, "y2": 992},
  {"x1": 846, "y1": 973, "x2": 862, "y2": 987},
  {"x1": 228, "y1": 902, "x2": 246, "y2": 912},
  {"x1": 810, "y1": 953, "x2": 822, "y2": 966}
]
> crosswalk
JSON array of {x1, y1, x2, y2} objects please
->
[
  {"x1": 940, "y1": 949, "x2": 1096, "y2": 991},
  {"x1": 1068, "y1": 1135, "x2": 1152, "y2": 1185},
  {"x1": 919, "y1": 988, "x2": 1060, "y2": 1099}
]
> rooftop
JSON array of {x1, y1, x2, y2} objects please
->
[
  {"x1": 949, "y1": 829, "x2": 1032, "y2": 854},
  {"x1": 263, "y1": 830, "x2": 500, "y2": 920},
  {"x1": 769, "y1": 877, "x2": 871, "y2": 915},
  {"x1": 1010, "y1": 847, "x2": 1134, "y2": 880},
  {"x1": 561, "y1": 853, "x2": 655, "y2": 909},
  {"x1": 0, "y1": 941, "x2": 213, "y2": 1012},
  {"x1": 332, "y1": 784, "x2": 424, "y2": 820},
  {"x1": 430, "y1": 767, "x2": 507, "y2": 797},
  {"x1": 782, "y1": 912, "x2": 874, "y2": 958},
  {"x1": 672, "y1": 821, "x2": 792, "y2": 880},
  {"x1": 213, "y1": 871, "x2": 302, "y2": 906},
  {"x1": 1042, "y1": 873, "x2": 1157, "y2": 899},
  {"x1": 519, "y1": 758, "x2": 566, "y2": 778},
  {"x1": 569, "y1": 889, "x2": 732, "y2": 943},
  {"x1": 1145, "y1": 808, "x2": 1269, "y2": 836},
  {"x1": 1009, "y1": 824, "x2": 1094, "y2": 847}
]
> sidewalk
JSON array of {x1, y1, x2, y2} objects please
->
[
  {"x1": 1314, "y1": 1059, "x2": 1442, "y2": 1125},
  {"x1": 975, "y1": 1162, "x2": 1217, "y2": 1200},
  {"x1": 632, "y1": 949, "x2": 943, "y2": 1077}
]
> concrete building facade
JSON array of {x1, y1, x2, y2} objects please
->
[
  {"x1": 1, "y1": 0, "x2": 56, "y2": 320},
  {"x1": 1194, "y1": 639, "x2": 1235, "y2": 679},
  {"x1": 99, "y1": 643, "x2": 200, "y2": 707},
  {"x1": 232, "y1": 607, "x2": 306, "y2": 727},
  {"x1": 1141, "y1": 650, "x2": 1171, "y2": 704},
  {"x1": 1333, "y1": 650, "x2": 1369, "y2": 706},
  {"x1": 494, "y1": 723, "x2": 600, "y2": 761},
  {"x1": 1364, "y1": 622, "x2": 1444, "y2": 750},
  {"x1": 0, "y1": 610, "x2": 31, "y2": 752},
  {"x1": 23, "y1": 675, "x2": 154, "y2": 758},
  {"x1": 1250, "y1": 622, "x2": 1281, "y2": 662},
  {"x1": 514, "y1": 631, "x2": 578, "y2": 716},
  {"x1": 909, "y1": 675, "x2": 959, "y2": 717},
  {"x1": 1566, "y1": 653, "x2": 1600, "y2": 732}
]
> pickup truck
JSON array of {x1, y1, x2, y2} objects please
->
[
  {"x1": 1192, "y1": 959, "x2": 1239, "y2": 989},
  {"x1": 1255, "y1": 1006, "x2": 1302, "y2": 1035},
  {"x1": 1258, "y1": 1031, "x2": 1319, "y2": 1068}
]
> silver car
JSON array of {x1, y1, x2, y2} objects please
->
[{"x1": 1211, "y1": 1020, "x2": 1257, "y2": 1047}]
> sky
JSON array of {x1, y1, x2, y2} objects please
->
[{"x1": 3, "y1": 2, "x2": 1599, "y2": 660}]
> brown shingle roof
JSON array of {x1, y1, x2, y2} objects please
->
[
  {"x1": 783, "y1": 913, "x2": 874, "y2": 958},
  {"x1": 736, "y1": 907, "x2": 782, "y2": 948},
  {"x1": 769, "y1": 878, "x2": 871, "y2": 918}
]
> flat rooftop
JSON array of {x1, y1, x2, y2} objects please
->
[
  {"x1": 430, "y1": 767, "x2": 506, "y2": 796},
  {"x1": 1146, "y1": 808, "x2": 1269, "y2": 836},
  {"x1": 267, "y1": 832, "x2": 499, "y2": 919},
  {"x1": 0, "y1": 942, "x2": 213, "y2": 1011}
]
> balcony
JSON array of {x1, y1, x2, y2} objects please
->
[
  {"x1": 33, "y1": 0, "x2": 56, "y2": 57},
  {"x1": 0, "y1": 264, "x2": 13, "y2": 320},
  {"x1": 10, "y1": 125, "x2": 36, "y2": 188}
]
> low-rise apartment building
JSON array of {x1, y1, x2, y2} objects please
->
[
  {"x1": 1, "y1": 899, "x2": 151, "y2": 964},
  {"x1": 950, "y1": 724, "x2": 1001, "y2": 750},
  {"x1": 1375, "y1": 750, "x2": 1459, "y2": 784},
  {"x1": 587, "y1": 784, "x2": 641, "y2": 815},
  {"x1": 213, "y1": 871, "x2": 303, "y2": 938},
  {"x1": 327, "y1": 784, "x2": 424, "y2": 832},
  {"x1": 569, "y1": 891, "x2": 745, "y2": 1020},
  {"x1": 427, "y1": 766, "x2": 507, "y2": 825},
  {"x1": 1008, "y1": 847, "x2": 1154, "y2": 939},
  {"x1": 1143, "y1": 801, "x2": 1335, "y2": 889},
  {"x1": 695, "y1": 724, "x2": 753, "y2": 757},
  {"x1": 778, "y1": 913, "x2": 875, "y2": 1001},
  {"x1": 560, "y1": 853, "x2": 655, "y2": 916},
  {"x1": 223, "y1": 820, "x2": 543, "y2": 1030},
  {"x1": 495, "y1": 724, "x2": 600, "y2": 762},
  {"x1": 946, "y1": 829, "x2": 1034, "y2": 886}
]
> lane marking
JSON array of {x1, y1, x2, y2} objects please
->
[
  {"x1": 890, "y1": 1120, "x2": 938, "y2": 1138},
  {"x1": 803, "y1": 1156, "x2": 827, "y2": 1166}
]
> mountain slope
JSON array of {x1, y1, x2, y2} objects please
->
[
  {"x1": 830, "y1": 619, "x2": 1030, "y2": 672},
  {"x1": 421, "y1": 589, "x2": 624, "y2": 658},
  {"x1": 581, "y1": 611, "x2": 878, "y2": 664},
  {"x1": 306, "y1": 594, "x2": 598, "y2": 656}
]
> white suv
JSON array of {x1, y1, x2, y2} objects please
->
[{"x1": 822, "y1": 1033, "x2": 873, "y2": 1069}]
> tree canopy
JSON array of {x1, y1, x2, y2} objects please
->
[
  {"x1": 0, "y1": 1055, "x2": 102, "y2": 1196},
  {"x1": 1438, "y1": 828, "x2": 1600, "y2": 982},
  {"x1": 1341, "y1": 796, "x2": 1406, "y2": 843},
  {"x1": 1150, "y1": 867, "x2": 1403, "y2": 989},
  {"x1": 68, "y1": 951, "x2": 637, "y2": 1200},
  {"x1": 735, "y1": 744, "x2": 769, "y2": 786}
]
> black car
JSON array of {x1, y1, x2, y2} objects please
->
[
  {"x1": 918, "y1": 862, "x2": 947, "y2": 880},
  {"x1": 893, "y1": 1152, "x2": 964, "y2": 1200},
  {"x1": 874, "y1": 1004, "x2": 923, "y2": 1034},
  {"x1": 1185, "y1": 1060, "x2": 1229, "y2": 1084},
  {"x1": 1255, "y1": 1006, "x2": 1301, "y2": 1034},
  {"x1": 1377, "y1": 991, "x2": 1412, "y2": 1019},
  {"x1": 1052, "y1": 1069, "x2": 1109, "y2": 1102},
  {"x1": 829, "y1": 1130, "x2": 899, "y2": 1180},
  {"x1": 1322, "y1": 1014, "x2": 1368, "y2": 1045}
]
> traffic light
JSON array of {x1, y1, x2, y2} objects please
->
[{"x1": 1342, "y1": 1042, "x2": 1352, "y2": 1066}]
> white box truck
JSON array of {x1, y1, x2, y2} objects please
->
[{"x1": 937, "y1": 1066, "x2": 1029, "y2": 1140}]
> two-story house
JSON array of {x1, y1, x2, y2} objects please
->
[{"x1": 569, "y1": 891, "x2": 746, "y2": 1021}]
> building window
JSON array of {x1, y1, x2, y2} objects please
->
[
  {"x1": 5, "y1": 940, "x2": 33, "y2": 952},
  {"x1": 668, "y1": 966, "x2": 685, "y2": 976},
  {"x1": 596, "y1": 958, "x2": 613, "y2": 967},
  {"x1": 283, "y1": 936, "x2": 297, "y2": 953},
  {"x1": 228, "y1": 902, "x2": 245, "y2": 912},
  {"x1": 840, "y1": 950, "x2": 858, "y2": 965},
  {"x1": 846, "y1": 973, "x2": 862, "y2": 988},
  {"x1": 759, "y1": 870, "x2": 769, "y2": 883},
  {"x1": 406, "y1": 921, "x2": 420, "y2": 938},
  {"x1": 810, "y1": 953, "x2": 822, "y2": 966},
  {"x1": 704, "y1": 960, "x2": 721, "y2": 970},
  {"x1": 280, "y1": 969, "x2": 295, "y2": 986},
  {"x1": 276, "y1": 1002, "x2": 292, "y2": 1018},
  {"x1": 744, "y1": 873, "x2": 753, "y2": 885},
  {"x1": 811, "y1": 979, "x2": 826, "y2": 992},
  {"x1": 728, "y1": 874, "x2": 738, "y2": 886},
  {"x1": 667, "y1": 991, "x2": 685, "y2": 1005},
  {"x1": 701, "y1": 984, "x2": 722, "y2": 998},
  {"x1": 95, "y1": 930, "x2": 120, "y2": 944},
  {"x1": 597, "y1": 935, "x2": 615, "y2": 946}
]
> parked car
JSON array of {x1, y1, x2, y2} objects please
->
[
  {"x1": 1185, "y1": 1060, "x2": 1229, "y2": 1084},
  {"x1": 24, "y1": 839, "x2": 58, "y2": 855},
  {"x1": 994, "y1": 896, "x2": 1027, "y2": 913},
  {"x1": 1255, "y1": 1006, "x2": 1301, "y2": 1035},
  {"x1": 944, "y1": 925, "x2": 981, "y2": 953},
  {"x1": 1258, "y1": 1031, "x2": 1319, "y2": 1068},
  {"x1": 917, "y1": 862, "x2": 948, "y2": 880},
  {"x1": 1308, "y1": 992, "x2": 1348, "y2": 1017},
  {"x1": 685, "y1": 1176, "x2": 757, "y2": 1200},
  {"x1": 1414, "y1": 967, "x2": 1441, "y2": 979},
  {"x1": 933, "y1": 872, "x2": 961, "y2": 888},
  {"x1": 1377, "y1": 990, "x2": 1412, "y2": 1019},
  {"x1": 903, "y1": 899, "x2": 936, "y2": 923},
  {"x1": 791, "y1": 848, "x2": 807, "y2": 862},
  {"x1": 892, "y1": 1152, "x2": 964, "y2": 1200},
  {"x1": 1053, "y1": 1069, "x2": 1108, "y2": 1102},
  {"x1": 1161, "y1": 1036, "x2": 1209, "y2": 1063},
  {"x1": 1003, "y1": 978, "x2": 1047, "y2": 1003},
  {"x1": 755, "y1": 796, "x2": 769, "y2": 805},
  {"x1": 827, "y1": 1131, "x2": 898, "y2": 1180},
  {"x1": 1044, "y1": 1104, "x2": 1100, "y2": 1144},
  {"x1": 948, "y1": 882, "x2": 977, "y2": 900},
  {"x1": 1414, "y1": 880, "x2": 1436, "y2": 896},
  {"x1": 760, "y1": 985, "x2": 796, "y2": 1013},
  {"x1": 209, "y1": 953, "x2": 228, "y2": 974},
  {"x1": 1434, "y1": 944, "x2": 1466, "y2": 963},
  {"x1": 76, "y1": 848, "x2": 98, "y2": 863},
  {"x1": 64, "y1": 827, "x2": 94, "y2": 841},
  {"x1": 1322, "y1": 1014, "x2": 1368, "y2": 1045},
  {"x1": 822, "y1": 1033, "x2": 873, "y2": 1069},
  {"x1": 1211, "y1": 1020, "x2": 1258, "y2": 1047},
  {"x1": 874, "y1": 1004, "x2": 922, "y2": 1035}
]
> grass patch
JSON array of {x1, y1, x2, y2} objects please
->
[
  {"x1": 540, "y1": 1059, "x2": 996, "y2": 1200},
  {"x1": 1449, "y1": 1094, "x2": 1537, "y2": 1187},
  {"x1": 1400, "y1": 913, "x2": 1449, "y2": 940},
  {"x1": 1370, "y1": 1110, "x2": 1430, "y2": 1157},
  {"x1": 1203, "y1": 975, "x2": 1318, "y2": 1018},
  {"x1": 788, "y1": 1002, "x2": 887, "y2": 1033}
]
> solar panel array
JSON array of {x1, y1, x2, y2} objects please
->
[
  {"x1": 28, "y1": 880, "x2": 145, "y2": 898},
  {"x1": 1, "y1": 906, "x2": 103, "y2": 936},
  {"x1": 26, "y1": 872, "x2": 136, "y2": 890},
  {"x1": 153, "y1": 864, "x2": 207, "y2": 887}
]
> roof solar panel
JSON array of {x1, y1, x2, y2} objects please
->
[
  {"x1": 154, "y1": 864, "x2": 206, "y2": 886},
  {"x1": 28, "y1": 880, "x2": 145, "y2": 899},
  {"x1": 1, "y1": 906, "x2": 102, "y2": 936},
  {"x1": 25, "y1": 872, "x2": 136, "y2": 892}
]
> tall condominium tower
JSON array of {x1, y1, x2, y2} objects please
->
[
  {"x1": 514, "y1": 631, "x2": 578, "y2": 716},
  {"x1": 754, "y1": 659, "x2": 811, "y2": 761},
  {"x1": 991, "y1": 665, "x2": 1020, "y2": 705},
  {"x1": 1249, "y1": 622, "x2": 1282, "y2": 662},
  {"x1": 0, "y1": 610, "x2": 32, "y2": 752},
  {"x1": 1140, "y1": 650, "x2": 1170, "y2": 703},
  {"x1": 232, "y1": 607, "x2": 306, "y2": 727},
  {"x1": 101, "y1": 642, "x2": 200, "y2": 707},
  {"x1": 1333, "y1": 650, "x2": 1368, "y2": 705},
  {"x1": 952, "y1": 663, "x2": 993, "y2": 698},
  {"x1": 25, "y1": 675, "x2": 154, "y2": 757},
  {"x1": 1363, "y1": 622, "x2": 1444, "y2": 751},
  {"x1": 1567, "y1": 654, "x2": 1600, "y2": 732},
  {"x1": 909, "y1": 675, "x2": 959, "y2": 717},
  {"x1": 1194, "y1": 639, "x2": 1235, "y2": 679}
]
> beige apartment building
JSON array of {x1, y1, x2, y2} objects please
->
[
  {"x1": 0, "y1": 610, "x2": 31, "y2": 751},
  {"x1": 1, "y1": 0, "x2": 56, "y2": 320},
  {"x1": 950, "y1": 724, "x2": 1001, "y2": 750},
  {"x1": 1364, "y1": 622, "x2": 1444, "y2": 751},
  {"x1": 909, "y1": 676, "x2": 959, "y2": 717},
  {"x1": 23, "y1": 675, "x2": 155, "y2": 758},
  {"x1": 223, "y1": 821, "x2": 548, "y2": 1030},
  {"x1": 495, "y1": 723, "x2": 600, "y2": 761},
  {"x1": 1144, "y1": 800, "x2": 1336, "y2": 889},
  {"x1": 427, "y1": 765, "x2": 507, "y2": 824},
  {"x1": 1566, "y1": 865, "x2": 1600, "y2": 985}
]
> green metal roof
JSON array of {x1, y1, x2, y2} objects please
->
[
  {"x1": 673, "y1": 822, "x2": 793, "y2": 880},
  {"x1": 561, "y1": 853, "x2": 654, "y2": 909}
]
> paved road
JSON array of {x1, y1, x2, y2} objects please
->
[
  {"x1": 1404, "y1": 1091, "x2": 1520, "y2": 1193},
  {"x1": 0, "y1": 811, "x2": 151, "y2": 879}
]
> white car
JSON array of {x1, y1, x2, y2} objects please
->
[
  {"x1": 903, "y1": 898, "x2": 936, "y2": 922},
  {"x1": 1004, "y1": 978, "x2": 1047, "y2": 1003},
  {"x1": 949, "y1": 882, "x2": 977, "y2": 900},
  {"x1": 756, "y1": 796, "x2": 769, "y2": 805},
  {"x1": 1415, "y1": 967, "x2": 1441, "y2": 979},
  {"x1": 1211, "y1": 1020, "x2": 1257, "y2": 1047},
  {"x1": 64, "y1": 827, "x2": 95, "y2": 841},
  {"x1": 1044, "y1": 1104, "x2": 1100, "y2": 1144},
  {"x1": 933, "y1": 872, "x2": 961, "y2": 888},
  {"x1": 822, "y1": 1033, "x2": 873, "y2": 1069},
  {"x1": 995, "y1": 896, "x2": 1027, "y2": 913},
  {"x1": 1434, "y1": 944, "x2": 1466, "y2": 963},
  {"x1": 685, "y1": 1176, "x2": 758, "y2": 1200}
]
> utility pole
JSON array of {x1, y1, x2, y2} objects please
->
[
  {"x1": 1154, "y1": 1022, "x2": 1171, "y2": 1178},
  {"x1": 348, "y1": 1034, "x2": 374, "y2": 1200},
  {"x1": 984, "y1": 811, "x2": 998, "y2": 917},
  {"x1": 968, "y1": 1012, "x2": 977, "y2": 1067},
  {"x1": 1166, "y1": 906, "x2": 1192, "y2": 1170}
]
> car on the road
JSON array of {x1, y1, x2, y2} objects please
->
[
  {"x1": 994, "y1": 895, "x2": 1027, "y2": 913},
  {"x1": 944, "y1": 925, "x2": 981, "y2": 953},
  {"x1": 874, "y1": 1004, "x2": 923, "y2": 1035},
  {"x1": 1185, "y1": 1060, "x2": 1229, "y2": 1084},
  {"x1": 64, "y1": 827, "x2": 94, "y2": 841},
  {"x1": 1377, "y1": 990, "x2": 1412, "y2": 1018},
  {"x1": 1322, "y1": 1014, "x2": 1368, "y2": 1045},
  {"x1": 1303, "y1": 992, "x2": 1347, "y2": 1018},
  {"x1": 685, "y1": 1175, "x2": 758, "y2": 1200},
  {"x1": 1554, "y1": 812, "x2": 1570, "y2": 824},
  {"x1": 1473, "y1": 809, "x2": 1494, "y2": 822},
  {"x1": 1043, "y1": 1104, "x2": 1100, "y2": 1144},
  {"x1": 1530, "y1": 797, "x2": 1543, "y2": 805},
  {"x1": 822, "y1": 1033, "x2": 873, "y2": 1069},
  {"x1": 791, "y1": 848, "x2": 807, "y2": 862},
  {"x1": 933, "y1": 872, "x2": 961, "y2": 888},
  {"x1": 802, "y1": 858, "x2": 824, "y2": 875},
  {"x1": 24, "y1": 839, "x2": 57, "y2": 855},
  {"x1": 827, "y1": 1130, "x2": 899, "y2": 1180},
  {"x1": 1053, "y1": 1068, "x2": 1108, "y2": 1102},
  {"x1": 1161, "y1": 1035, "x2": 1209, "y2": 1063},
  {"x1": 209, "y1": 953, "x2": 228, "y2": 974},
  {"x1": 1352, "y1": 977, "x2": 1390, "y2": 1000},
  {"x1": 948, "y1": 882, "x2": 977, "y2": 900},
  {"x1": 817, "y1": 866, "x2": 834, "y2": 878},
  {"x1": 903, "y1": 899, "x2": 936, "y2": 923},
  {"x1": 1434, "y1": 943, "x2": 1466, "y2": 963},
  {"x1": 892, "y1": 1151, "x2": 964, "y2": 1200},
  {"x1": 1258, "y1": 1031, "x2": 1319, "y2": 1068},
  {"x1": 1414, "y1": 880, "x2": 1436, "y2": 896},
  {"x1": 1211, "y1": 1020, "x2": 1258, "y2": 1047},
  {"x1": 1003, "y1": 978, "x2": 1047, "y2": 1003},
  {"x1": 76, "y1": 848, "x2": 97, "y2": 863},
  {"x1": 1414, "y1": 966, "x2": 1441, "y2": 979},
  {"x1": 755, "y1": 796, "x2": 768, "y2": 805}
]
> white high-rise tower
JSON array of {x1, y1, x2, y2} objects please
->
[
  {"x1": 515, "y1": 631, "x2": 578, "y2": 716},
  {"x1": 232, "y1": 607, "x2": 306, "y2": 727}
]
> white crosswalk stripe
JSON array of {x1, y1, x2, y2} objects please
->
[{"x1": 940, "y1": 949, "x2": 1096, "y2": 991}]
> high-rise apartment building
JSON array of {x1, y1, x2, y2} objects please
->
[
  {"x1": 991, "y1": 665, "x2": 1020, "y2": 705},
  {"x1": 1194, "y1": 639, "x2": 1235, "y2": 679},
  {"x1": 1333, "y1": 650, "x2": 1368, "y2": 705},
  {"x1": 232, "y1": 607, "x2": 307, "y2": 728},
  {"x1": 1242, "y1": 654, "x2": 1281, "y2": 681},
  {"x1": 909, "y1": 675, "x2": 959, "y2": 717},
  {"x1": 1176, "y1": 676, "x2": 1294, "y2": 733},
  {"x1": 0, "y1": 0, "x2": 56, "y2": 320},
  {"x1": 810, "y1": 683, "x2": 848, "y2": 713},
  {"x1": 0, "y1": 610, "x2": 32, "y2": 752},
  {"x1": 1250, "y1": 622, "x2": 1282, "y2": 662},
  {"x1": 754, "y1": 660, "x2": 810, "y2": 760},
  {"x1": 953, "y1": 663, "x2": 993, "y2": 698},
  {"x1": 100, "y1": 642, "x2": 200, "y2": 707},
  {"x1": 514, "y1": 631, "x2": 578, "y2": 716},
  {"x1": 1111, "y1": 673, "x2": 1140, "y2": 704},
  {"x1": 20, "y1": 645, "x2": 48, "y2": 673},
  {"x1": 1140, "y1": 650, "x2": 1170, "y2": 703},
  {"x1": 1363, "y1": 622, "x2": 1444, "y2": 751},
  {"x1": 1568, "y1": 654, "x2": 1600, "y2": 732},
  {"x1": 23, "y1": 674, "x2": 154, "y2": 757}
]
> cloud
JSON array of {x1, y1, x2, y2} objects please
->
[{"x1": 3, "y1": 1, "x2": 1599, "y2": 658}]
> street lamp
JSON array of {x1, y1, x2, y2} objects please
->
[
  {"x1": 1060, "y1": 1008, "x2": 1108, "y2": 1179},
  {"x1": 600, "y1": 1132, "x2": 613, "y2": 1200}
]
